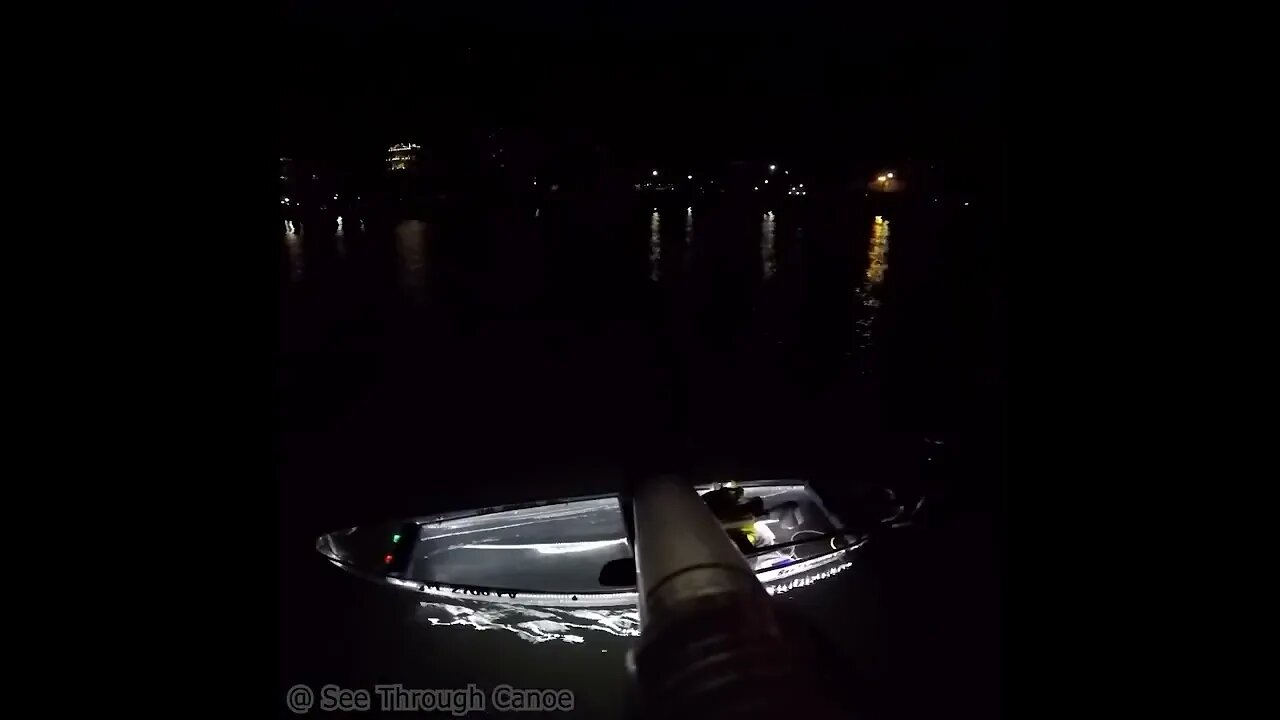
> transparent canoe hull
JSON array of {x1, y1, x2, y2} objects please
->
[{"x1": 317, "y1": 481, "x2": 869, "y2": 607}]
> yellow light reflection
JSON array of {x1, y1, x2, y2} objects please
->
[{"x1": 865, "y1": 216, "x2": 889, "y2": 287}]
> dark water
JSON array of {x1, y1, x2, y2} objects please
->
[{"x1": 277, "y1": 193, "x2": 1001, "y2": 718}]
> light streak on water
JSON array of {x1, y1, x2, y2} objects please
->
[
  {"x1": 649, "y1": 210, "x2": 661, "y2": 281},
  {"x1": 855, "y1": 215, "x2": 890, "y2": 349},
  {"x1": 761, "y1": 211, "x2": 777, "y2": 279},
  {"x1": 395, "y1": 220, "x2": 427, "y2": 300},
  {"x1": 865, "y1": 216, "x2": 889, "y2": 289},
  {"x1": 284, "y1": 220, "x2": 303, "y2": 281}
]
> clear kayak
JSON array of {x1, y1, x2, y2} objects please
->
[{"x1": 317, "y1": 480, "x2": 916, "y2": 608}]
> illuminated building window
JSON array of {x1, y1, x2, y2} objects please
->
[{"x1": 386, "y1": 143, "x2": 421, "y2": 173}]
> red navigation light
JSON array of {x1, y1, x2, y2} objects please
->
[{"x1": 384, "y1": 554, "x2": 394, "y2": 564}]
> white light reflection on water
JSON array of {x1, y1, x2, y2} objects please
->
[
  {"x1": 761, "y1": 211, "x2": 777, "y2": 279},
  {"x1": 417, "y1": 600, "x2": 641, "y2": 645},
  {"x1": 284, "y1": 220, "x2": 303, "y2": 281},
  {"x1": 685, "y1": 206, "x2": 693, "y2": 244},
  {"x1": 412, "y1": 551, "x2": 859, "y2": 644},
  {"x1": 335, "y1": 216, "x2": 345, "y2": 256},
  {"x1": 394, "y1": 220, "x2": 427, "y2": 299},
  {"x1": 649, "y1": 210, "x2": 661, "y2": 281}
]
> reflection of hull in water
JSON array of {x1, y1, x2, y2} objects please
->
[{"x1": 318, "y1": 480, "x2": 871, "y2": 609}]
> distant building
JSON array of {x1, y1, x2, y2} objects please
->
[{"x1": 386, "y1": 143, "x2": 421, "y2": 173}]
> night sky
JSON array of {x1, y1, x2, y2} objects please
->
[{"x1": 279, "y1": 2, "x2": 1003, "y2": 181}]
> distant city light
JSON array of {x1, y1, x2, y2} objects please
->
[
  {"x1": 799, "y1": 184, "x2": 804, "y2": 188},
  {"x1": 333, "y1": 194, "x2": 338, "y2": 199},
  {"x1": 785, "y1": 170, "x2": 790, "y2": 175},
  {"x1": 652, "y1": 170, "x2": 659, "y2": 176},
  {"x1": 877, "y1": 175, "x2": 887, "y2": 182},
  {"x1": 886, "y1": 173, "x2": 894, "y2": 179},
  {"x1": 964, "y1": 202, "x2": 970, "y2": 206},
  {"x1": 769, "y1": 165, "x2": 777, "y2": 171},
  {"x1": 764, "y1": 179, "x2": 768, "y2": 184},
  {"x1": 687, "y1": 175, "x2": 692, "y2": 180},
  {"x1": 687, "y1": 206, "x2": 692, "y2": 213},
  {"x1": 754, "y1": 187, "x2": 759, "y2": 191}
]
